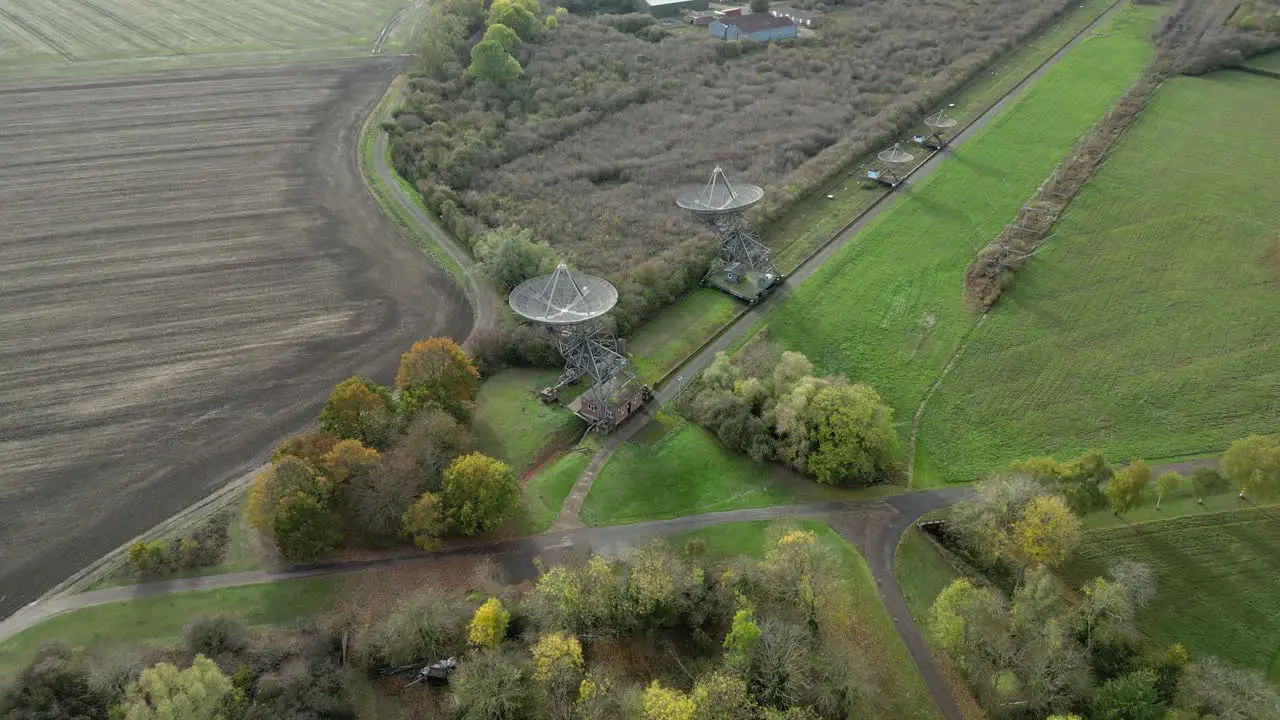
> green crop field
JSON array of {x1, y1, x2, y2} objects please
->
[
  {"x1": 1062, "y1": 508, "x2": 1280, "y2": 679},
  {"x1": 919, "y1": 72, "x2": 1280, "y2": 483},
  {"x1": 0, "y1": 0, "x2": 409, "y2": 65},
  {"x1": 670, "y1": 520, "x2": 940, "y2": 720},
  {"x1": 520, "y1": 450, "x2": 590, "y2": 534},
  {"x1": 474, "y1": 369, "x2": 582, "y2": 473},
  {"x1": 762, "y1": 6, "x2": 1157, "y2": 472},
  {"x1": 580, "y1": 422, "x2": 837, "y2": 525},
  {"x1": 0, "y1": 577, "x2": 340, "y2": 679}
]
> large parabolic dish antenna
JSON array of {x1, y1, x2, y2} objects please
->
[
  {"x1": 924, "y1": 110, "x2": 958, "y2": 132},
  {"x1": 509, "y1": 263, "x2": 618, "y2": 326},
  {"x1": 676, "y1": 166, "x2": 765, "y2": 217}
]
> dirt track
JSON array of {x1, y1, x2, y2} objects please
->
[{"x1": 0, "y1": 58, "x2": 471, "y2": 617}]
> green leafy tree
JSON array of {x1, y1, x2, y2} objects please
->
[
  {"x1": 749, "y1": 0, "x2": 770, "y2": 13},
  {"x1": 468, "y1": 598, "x2": 511, "y2": 649},
  {"x1": 117, "y1": 655, "x2": 232, "y2": 720},
  {"x1": 1106, "y1": 460, "x2": 1150, "y2": 517},
  {"x1": 1093, "y1": 669, "x2": 1163, "y2": 720},
  {"x1": 626, "y1": 542, "x2": 698, "y2": 624},
  {"x1": 723, "y1": 608, "x2": 762, "y2": 669},
  {"x1": 442, "y1": 453, "x2": 520, "y2": 534},
  {"x1": 395, "y1": 337, "x2": 480, "y2": 419},
  {"x1": 574, "y1": 672, "x2": 628, "y2": 720},
  {"x1": 1223, "y1": 435, "x2": 1280, "y2": 499},
  {"x1": 802, "y1": 382, "x2": 898, "y2": 485},
  {"x1": 1190, "y1": 466, "x2": 1228, "y2": 501},
  {"x1": 401, "y1": 491, "x2": 446, "y2": 549},
  {"x1": 272, "y1": 491, "x2": 342, "y2": 561},
  {"x1": 474, "y1": 226, "x2": 559, "y2": 291},
  {"x1": 525, "y1": 555, "x2": 621, "y2": 638},
  {"x1": 1155, "y1": 472, "x2": 1183, "y2": 509},
  {"x1": 487, "y1": 0, "x2": 537, "y2": 39},
  {"x1": 318, "y1": 377, "x2": 396, "y2": 449},
  {"x1": 247, "y1": 457, "x2": 323, "y2": 530},
  {"x1": 1010, "y1": 494, "x2": 1081, "y2": 570},
  {"x1": 691, "y1": 672, "x2": 756, "y2": 720},
  {"x1": 127, "y1": 540, "x2": 170, "y2": 576},
  {"x1": 929, "y1": 578, "x2": 1004, "y2": 670},
  {"x1": 0, "y1": 644, "x2": 112, "y2": 719},
  {"x1": 468, "y1": 25, "x2": 523, "y2": 86},
  {"x1": 531, "y1": 632, "x2": 584, "y2": 719}
]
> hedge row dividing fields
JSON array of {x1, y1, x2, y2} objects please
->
[
  {"x1": 919, "y1": 71, "x2": 1280, "y2": 482},
  {"x1": 763, "y1": 6, "x2": 1158, "y2": 476}
]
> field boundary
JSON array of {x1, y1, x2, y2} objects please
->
[{"x1": 650, "y1": 0, "x2": 1126, "y2": 394}]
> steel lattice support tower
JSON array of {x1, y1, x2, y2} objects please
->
[{"x1": 678, "y1": 166, "x2": 779, "y2": 282}]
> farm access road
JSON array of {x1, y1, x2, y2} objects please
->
[{"x1": 0, "y1": 57, "x2": 472, "y2": 619}]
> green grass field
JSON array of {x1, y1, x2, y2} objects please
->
[
  {"x1": 918, "y1": 72, "x2": 1280, "y2": 483},
  {"x1": 580, "y1": 422, "x2": 835, "y2": 526},
  {"x1": 0, "y1": 577, "x2": 340, "y2": 679},
  {"x1": 1249, "y1": 51, "x2": 1280, "y2": 71},
  {"x1": 1062, "y1": 508, "x2": 1280, "y2": 679},
  {"x1": 762, "y1": 0, "x2": 1119, "y2": 273},
  {"x1": 895, "y1": 526, "x2": 963, "y2": 624},
  {"x1": 520, "y1": 450, "x2": 590, "y2": 534},
  {"x1": 760, "y1": 7, "x2": 1156, "y2": 478},
  {"x1": 630, "y1": 289, "x2": 741, "y2": 384},
  {"x1": 0, "y1": 0, "x2": 408, "y2": 65},
  {"x1": 671, "y1": 520, "x2": 940, "y2": 719},
  {"x1": 474, "y1": 369, "x2": 583, "y2": 473}
]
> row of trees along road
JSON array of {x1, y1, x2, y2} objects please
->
[{"x1": 246, "y1": 337, "x2": 519, "y2": 561}]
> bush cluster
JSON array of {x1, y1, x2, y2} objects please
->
[
  {"x1": 681, "y1": 340, "x2": 901, "y2": 486},
  {"x1": 392, "y1": 0, "x2": 1087, "y2": 330},
  {"x1": 125, "y1": 513, "x2": 233, "y2": 578},
  {"x1": 247, "y1": 337, "x2": 519, "y2": 561}
]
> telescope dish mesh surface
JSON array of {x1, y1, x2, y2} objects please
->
[
  {"x1": 924, "y1": 110, "x2": 958, "y2": 130},
  {"x1": 509, "y1": 263, "x2": 618, "y2": 325},
  {"x1": 676, "y1": 165, "x2": 764, "y2": 215},
  {"x1": 877, "y1": 143, "x2": 915, "y2": 165}
]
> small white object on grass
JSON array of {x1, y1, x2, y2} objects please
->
[{"x1": 826, "y1": 194, "x2": 834, "y2": 199}]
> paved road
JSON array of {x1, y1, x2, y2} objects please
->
[{"x1": 0, "y1": 488, "x2": 969, "y2": 643}]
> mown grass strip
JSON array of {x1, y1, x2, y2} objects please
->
[
  {"x1": 919, "y1": 71, "x2": 1280, "y2": 482},
  {"x1": 520, "y1": 451, "x2": 591, "y2": 534},
  {"x1": 764, "y1": 6, "x2": 1158, "y2": 456}
]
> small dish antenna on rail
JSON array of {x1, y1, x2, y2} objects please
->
[
  {"x1": 868, "y1": 143, "x2": 915, "y2": 188},
  {"x1": 915, "y1": 109, "x2": 959, "y2": 150}
]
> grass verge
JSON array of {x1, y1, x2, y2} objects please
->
[
  {"x1": 357, "y1": 74, "x2": 467, "y2": 284},
  {"x1": 474, "y1": 369, "x2": 583, "y2": 472},
  {"x1": 671, "y1": 520, "x2": 940, "y2": 720},
  {"x1": 919, "y1": 71, "x2": 1280, "y2": 482},
  {"x1": 520, "y1": 451, "x2": 591, "y2": 534},
  {"x1": 762, "y1": 7, "x2": 1157, "y2": 478},
  {"x1": 580, "y1": 422, "x2": 829, "y2": 526},
  {"x1": 630, "y1": 289, "x2": 741, "y2": 384},
  {"x1": 0, "y1": 578, "x2": 341, "y2": 679},
  {"x1": 1061, "y1": 507, "x2": 1280, "y2": 680}
]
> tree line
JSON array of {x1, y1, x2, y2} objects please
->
[{"x1": 922, "y1": 435, "x2": 1280, "y2": 719}]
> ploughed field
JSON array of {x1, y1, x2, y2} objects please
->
[{"x1": 0, "y1": 60, "x2": 471, "y2": 617}]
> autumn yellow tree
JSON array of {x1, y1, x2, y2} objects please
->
[
  {"x1": 441, "y1": 452, "x2": 520, "y2": 535},
  {"x1": 118, "y1": 655, "x2": 231, "y2": 720},
  {"x1": 395, "y1": 337, "x2": 480, "y2": 419},
  {"x1": 271, "y1": 430, "x2": 338, "y2": 465},
  {"x1": 317, "y1": 376, "x2": 396, "y2": 449},
  {"x1": 642, "y1": 681, "x2": 696, "y2": 720},
  {"x1": 532, "y1": 632, "x2": 584, "y2": 718},
  {"x1": 248, "y1": 457, "x2": 321, "y2": 530},
  {"x1": 468, "y1": 597, "x2": 510, "y2": 648},
  {"x1": 1010, "y1": 494, "x2": 1082, "y2": 570},
  {"x1": 1223, "y1": 435, "x2": 1280, "y2": 499},
  {"x1": 319, "y1": 438, "x2": 379, "y2": 485}
]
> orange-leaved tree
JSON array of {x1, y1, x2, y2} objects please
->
[
  {"x1": 395, "y1": 337, "x2": 480, "y2": 420},
  {"x1": 318, "y1": 376, "x2": 397, "y2": 449}
]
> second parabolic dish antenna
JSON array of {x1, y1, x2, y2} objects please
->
[
  {"x1": 924, "y1": 110, "x2": 958, "y2": 131},
  {"x1": 877, "y1": 143, "x2": 915, "y2": 166},
  {"x1": 676, "y1": 165, "x2": 765, "y2": 216},
  {"x1": 509, "y1": 262, "x2": 618, "y2": 325}
]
